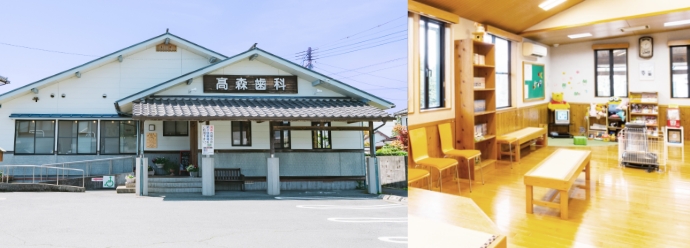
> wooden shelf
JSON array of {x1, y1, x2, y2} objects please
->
[
  {"x1": 608, "y1": 127, "x2": 623, "y2": 130},
  {"x1": 474, "y1": 88, "x2": 495, "y2": 91},
  {"x1": 475, "y1": 159, "x2": 496, "y2": 171},
  {"x1": 474, "y1": 110, "x2": 496, "y2": 116},
  {"x1": 473, "y1": 64, "x2": 495, "y2": 68},
  {"x1": 630, "y1": 112, "x2": 659, "y2": 116},
  {"x1": 475, "y1": 135, "x2": 496, "y2": 143}
]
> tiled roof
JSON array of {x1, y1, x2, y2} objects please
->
[
  {"x1": 9, "y1": 113, "x2": 124, "y2": 119},
  {"x1": 132, "y1": 97, "x2": 396, "y2": 121},
  {"x1": 393, "y1": 108, "x2": 408, "y2": 116}
]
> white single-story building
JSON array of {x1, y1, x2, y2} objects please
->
[{"x1": 0, "y1": 32, "x2": 395, "y2": 195}]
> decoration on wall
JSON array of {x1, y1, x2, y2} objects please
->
[
  {"x1": 639, "y1": 36, "x2": 653, "y2": 58},
  {"x1": 146, "y1": 133, "x2": 157, "y2": 149},
  {"x1": 523, "y1": 62, "x2": 545, "y2": 102},
  {"x1": 639, "y1": 62, "x2": 654, "y2": 81}
]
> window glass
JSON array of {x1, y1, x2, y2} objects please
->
[
  {"x1": 101, "y1": 121, "x2": 119, "y2": 154},
  {"x1": 273, "y1": 121, "x2": 290, "y2": 149},
  {"x1": 595, "y1": 49, "x2": 627, "y2": 97},
  {"x1": 163, "y1": 121, "x2": 188, "y2": 136},
  {"x1": 419, "y1": 16, "x2": 444, "y2": 109},
  {"x1": 232, "y1": 121, "x2": 252, "y2": 146},
  {"x1": 120, "y1": 121, "x2": 137, "y2": 154},
  {"x1": 58, "y1": 120, "x2": 97, "y2": 154},
  {"x1": 15, "y1": 120, "x2": 55, "y2": 154},
  {"x1": 671, "y1": 46, "x2": 689, "y2": 98},
  {"x1": 492, "y1": 36, "x2": 511, "y2": 108},
  {"x1": 312, "y1": 122, "x2": 332, "y2": 149}
]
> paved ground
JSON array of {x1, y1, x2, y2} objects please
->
[{"x1": 0, "y1": 190, "x2": 407, "y2": 247}]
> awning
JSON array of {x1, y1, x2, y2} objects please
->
[
  {"x1": 131, "y1": 96, "x2": 396, "y2": 122},
  {"x1": 10, "y1": 113, "x2": 126, "y2": 119}
]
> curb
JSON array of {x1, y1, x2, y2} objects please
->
[{"x1": 378, "y1": 194, "x2": 408, "y2": 205}]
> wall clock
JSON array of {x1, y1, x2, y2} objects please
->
[{"x1": 639, "y1": 36, "x2": 653, "y2": 58}]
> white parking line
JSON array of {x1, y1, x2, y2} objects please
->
[
  {"x1": 327, "y1": 217, "x2": 407, "y2": 223},
  {"x1": 275, "y1": 196, "x2": 374, "y2": 200},
  {"x1": 378, "y1": 236, "x2": 408, "y2": 244},
  {"x1": 297, "y1": 204, "x2": 404, "y2": 209}
]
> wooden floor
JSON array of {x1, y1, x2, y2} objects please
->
[{"x1": 411, "y1": 144, "x2": 690, "y2": 247}]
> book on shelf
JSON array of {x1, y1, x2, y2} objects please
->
[
  {"x1": 473, "y1": 77, "x2": 485, "y2": 89},
  {"x1": 474, "y1": 123, "x2": 488, "y2": 137},
  {"x1": 474, "y1": 100, "x2": 486, "y2": 112}
]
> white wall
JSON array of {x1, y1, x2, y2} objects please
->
[
  {"x1": 549, "y1": 29, "x2": 690, "y2": 104},
  {"x1": 0, "y1": 46, "x2": 209, "y2": 151},
  {"x1": 157, "y1": 59, "x2": 344, "y2": 97},
  {"x1": 143, "y1": 120, "x2": 190, "y2": 151},
  {"x1": 190, "y1": 121, "x2": 364, "y2": 150}
]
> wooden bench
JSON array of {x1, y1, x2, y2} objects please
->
[
  {"x1": 215, "y1": 168, "x2": 246, "y2": 191},
  {"x1": 524, "y1": 149, "x2": 591, "y2": 219},
  {"x1": 497, "y1": 127, "x2": 548, "y2": 162}
]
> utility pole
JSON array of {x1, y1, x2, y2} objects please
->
[
  {"x1": 302, "y1": 47, "x2": 315, "y2": 69},
  {"x1": 0, "y1": 75, "x2": 9, "y2": 86}
]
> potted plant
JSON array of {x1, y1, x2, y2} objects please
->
[
  {"x1": 152, "y1": 157, "x2": 168, "y2": 169},
  {"x1": 187, "y1": 164, "x2": 199, "y2": 177},
  {"x1": 163, "y1": 161, "x2": 177, "y2": 176},
  {"x1": 125, "y1": 174, "x2": 135, "y2": 183},
  {"x1": 148, "y1": 165, "x2": 154, "y2": 176}
]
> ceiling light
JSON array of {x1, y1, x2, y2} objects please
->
[
  {"x1": 539, "y1": 0, "x2": 566, "y2": 11},
  {"x1": 620, "y1": 25, "x2": 649, "y2": 32},
  {"x1": 664, "y1": 19, "x2": 690, "y2": 27},
  {"x1": 568, "y1": 33, "x2": 592, "y2": 39}
]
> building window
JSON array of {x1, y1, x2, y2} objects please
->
[
  {"x1": 14, "y1": 120, "x2": 55, "y2": 155},
  {"x1": 231, "y1": 121, "x2": 252, "y2": 146},
  {"x1": 488, "y1": 35, "x2": 511, "y2": 108},
  {"x1": 163, "y1": 121, "x2": 188, "y2": 136},
  {"x1": 101, "y1": 120, "x2": 137, "y2": 154},
  {"x1": 57, "y1": 120, "x2": 97, "y2": 154},
  {"x1": 419, "y1": 16, "x2": 445, "y2": 109},
  {"x1": 312, "y1": 122, "x2": 332, "y2": 149},
  {"x1": 671, "y1": 46, "x2": 689, "y2": 98},
  {"x1": 595, "y1": 49, "x2": 628, "y2": 97},
  {"x1": 272, "y1": 121, "x2": 290, "y2": 149}
]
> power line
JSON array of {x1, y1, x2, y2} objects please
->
[
  {"x1": 0, "y1": 41, "x2": 97, "y2": 57},
  {"x1": 312, "y1": 38, "x2": 406, "y2": 60},
  {"x1": 294, "y1": 21, "x2": 406, "y2": 55},
  {"x1": 309, "y1": 34, "x2": 407, "y2": 58},
  {"x1": 314, "y1": 66, "x2": 405, "y2": 91},
  {"x1": 315, "y1": 15, "x2": 406, "y2": 49},
  {"x1": 296, "y1": 29, "x2": 406, "y2": 56},
  {"x1": 338, "y1": 63, "x2": 407, "y2": 80},
  {"x1": 326, "y1": 57, "x2": 406, "y2": 76},
  {"x1": 316, "y1": 62, "x2": 405, "y2": 83}
]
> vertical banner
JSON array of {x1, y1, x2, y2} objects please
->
[{"x1": 202, "y1": 125, "x2": 214, "y2": 155}]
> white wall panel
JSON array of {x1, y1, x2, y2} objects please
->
[{"x1": 142, "y1": 120, "x2": 190, "y2": 151}]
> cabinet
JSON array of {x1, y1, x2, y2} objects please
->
[
  {"x1": 628, "y1": 91, "x2": 659, "y2": 136},
  {"x1": 455, "y1": 39, "x2": 496, "y2": 180}
]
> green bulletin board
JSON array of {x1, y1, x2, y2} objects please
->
[{"x1": 523, "y1": 62, "x2": 545, "y2": 102}]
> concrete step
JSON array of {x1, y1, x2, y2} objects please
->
[
  {"x1": 148, "y1": 177, "x2": 201, "y2": 183},
  {"x1": 148, "y1": 182, "x2": 202, "y2": 188},
  {"x1": 148, "y1": 187, "x2": 202, "y2": 193},
  {"x1": 116, "y1": 186, "x2": 134, "y2": 194}
]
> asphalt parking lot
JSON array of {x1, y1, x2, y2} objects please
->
[{"x1": 0, "y1": 190, "x2": 407, "y2": 247}]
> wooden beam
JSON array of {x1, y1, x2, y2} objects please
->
[
  {"x1": 273, "y1": 126, "x2": 369, "y2": 131},
  {"x1": 592, "y1": 43, "x2": 629, "y2": 50},
  {"x1": 269, "y1": 121, "x2": 275, "y2": 157},
  {"x1": 486, "y1": 25, "x2": 523, "y2": 43},
  {"x1": 668, "y1": 39, "x2": 690, "y2": 46},
  {"x1": 408, "y1": 0, "x2": 458, "y2": 24}
]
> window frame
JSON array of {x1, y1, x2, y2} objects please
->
[
  {"x1": 670, "y1": 45, "x2": 690, "y2": 98},
  {"x1": 594, "y1": 49, "x2": 629, "y2": 97},
  {"x1": 14, "y1": 120, "x2": 56, "y2": 155},
  {"x1": 271, "y1": 121, "x2": 291, "y2": 149},
  {"x1": 489, "y1": 35, "x2": 511, "y2": 109},
  {"x1": 311, "y1": 122, "x2": 332, "y2": 149},
  {"x1": 100, "y1": 120, "x2": 137, "y2": 155},
  {"x1": 231, "y1": 121, "x2": 252, "y2": 147},
  {"x1": 162, "y1": 121, "x2": 188, "y2": 136},
  {"x1": 57, "y1": 120, "x2": 98, "y2": 155},
  {"x1": 419, "y1": 15, "x2": 445, "y2": 110}
]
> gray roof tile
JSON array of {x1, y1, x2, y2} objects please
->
[{"x1": 132, "y1": 97, "x2": 395, "y2": 121}]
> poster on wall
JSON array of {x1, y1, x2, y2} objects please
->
[
  {"x1": 523, "y1": 62, "x2": 545, "y2": 102},
  {"x1": 640, "y1": 62, "x2": 654, "y2": 81},
  {"x1": 145, "y1": 133, "x2": 157, "y2": 149},
  {"x1": 202, "y1": 125, "x2": 214, "y2": 156}
]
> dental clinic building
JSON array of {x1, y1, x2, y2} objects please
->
[{"x1": 0, "y1": 32, "x2": 395, "y2": 192}]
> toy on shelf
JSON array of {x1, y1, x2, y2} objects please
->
[
  {"x1": 595, "y1": 104, "x2": 607, "y2": 119},
  {"x1": 548, "y1": 92, "x2": 570, "y2": 110},
  {"x1": 668, "y1": 104, "x2": 680, "y2": 128}
]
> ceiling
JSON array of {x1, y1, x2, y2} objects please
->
[
  {"x1": 521, "y1": 9, "x2": 690, "y2": 45},
  {"x1": 415, "y1": 0, "x2": 584, "y2": 34}
]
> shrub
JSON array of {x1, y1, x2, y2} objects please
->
[{"x1": 375, "y1": 144, "x2": 408, "y2": 156}]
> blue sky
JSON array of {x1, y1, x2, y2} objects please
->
[{"x1": 0, "y1": 0, "x2": 407, "y2": 113}]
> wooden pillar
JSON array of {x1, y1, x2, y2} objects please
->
[
  {"x1": 369, "y1": 121, "x2": 375, "y2": 157},
  {"x1": 189, "y1": 121, "x2": 198, "y2": 166},
  {"x1": 269, "y1": 121, "x2": 275, "y2": 158}
]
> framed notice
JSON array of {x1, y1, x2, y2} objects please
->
[
  {"x1": 203, "y1": 75, "x2": 298, "y2": 94},
  {"x1": 522, "y1": 62, "x2": 545, "y2": 102},
  {"x1": 202, "y1": 125, "x2": 214, "y2": 155},
  {"x1": 145, "y1": 133, "x2": 157, "y2": 149}
]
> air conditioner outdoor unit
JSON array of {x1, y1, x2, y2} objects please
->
[{"x1": 523, "y1": 42, "x2": 547, "y2": 57}]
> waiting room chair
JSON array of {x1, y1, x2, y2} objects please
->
[
  {"x1": 437, "y1": 123, "x2": 483, "y2": 192},
  {"x1": 408, "y1": 168, "x2": 431, "y2": 190},
  {"x1": 409, "y1": 127, "x2": 459, "y2": 192}
]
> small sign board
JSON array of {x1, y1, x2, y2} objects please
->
[
  {"x1": 202, "y1": 125, "x2": 214, "y2": 155},
  {"x1": 91, "y1": 178, "x2": 103, "y2": 182},
  {"x1": 102, "y1": 176, "x2": 115, "y2": 188},
  {"x1": 203, "y1": 75, "x2": 298, "y2": 94}
]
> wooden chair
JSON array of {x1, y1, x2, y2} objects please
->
[
  {"x1": 437, "y1": 123, "x2": 483, "y2": 192},
  {"x1": 409, "y1": 127, "x2": 459, "y2": 192},
  {"x1": 408, "y1": 168, "x2": 431, "y2": 190}
]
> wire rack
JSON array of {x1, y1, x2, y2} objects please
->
[{"x1": 618, "y1": 122, "x2": 666, "y2": 172}]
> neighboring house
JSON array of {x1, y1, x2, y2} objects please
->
[
  {"x1": 364, "y1": 130, "x2": 393, "y2": 150},
  {"x1": 394, "y1": 108, "x2": 408, "y2": 126},
  {"x1": 0, "y1": 32, "x2": 395, "y2": 191}
]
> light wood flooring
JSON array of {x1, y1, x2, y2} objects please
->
[{"x1": 412, "y1": 144, "x2": 690, "y2": 247}]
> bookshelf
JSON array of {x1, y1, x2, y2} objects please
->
[
  {"x1": 628, "y1": 91, "x2": 660, "y2": 136},
  {"x1": 455, "y1": 39, "x2": 497, "y2": 180}
]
